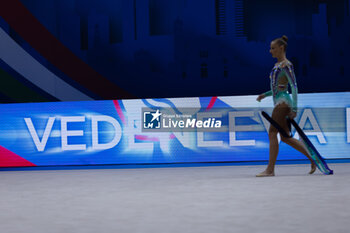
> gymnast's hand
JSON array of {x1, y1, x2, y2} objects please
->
[
  {"x1": 288, "y1": 111, "x2": 297, "y2": 119},
  {"x1": 256, "y1": 94, "x2": 265, "y2": 102}
]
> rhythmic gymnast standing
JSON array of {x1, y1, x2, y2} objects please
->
[{"x1": 256, "y1": 35, "x2": 316, "y2": 177}]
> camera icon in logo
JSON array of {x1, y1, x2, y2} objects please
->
[{"x1": 143, "y1": 110, "x2": 162, "y2": 129}]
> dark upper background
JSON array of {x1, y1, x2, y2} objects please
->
[{"x1": 0, "y1": 0, "x2": 349, "y2": 103}]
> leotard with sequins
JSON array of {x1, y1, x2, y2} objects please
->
[{"x1": 263, "y1": 60, "x2": 298, "y2": 112}]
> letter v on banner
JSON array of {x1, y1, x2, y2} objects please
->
[{"x1": 24, "y1": 117, "x2": 55, "y2": 152}]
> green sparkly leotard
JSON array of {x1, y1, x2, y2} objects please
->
[{"x1": 263, "y1": 60, "x2": 298, "y2": 113}]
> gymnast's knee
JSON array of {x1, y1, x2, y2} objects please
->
[
  {"x1": 268, "y1": 128, "x2": 278, "y2": 137},
  {"x1": 280, "y1": 136, "x2": 289, "y2": 143}
]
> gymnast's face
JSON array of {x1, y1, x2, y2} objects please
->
[{"x1": 269, "y1": 41, "x2": 284, "y2": 58}]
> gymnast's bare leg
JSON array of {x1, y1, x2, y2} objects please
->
[{"x1": 256, "y1": 102, "x2": 316, "y2": 177}]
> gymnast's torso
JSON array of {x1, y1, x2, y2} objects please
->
[{"x1": 264, "y1": 60, "x2": 298, "y2": 112}]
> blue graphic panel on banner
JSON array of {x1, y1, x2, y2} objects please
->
[{"x1": 0, "y1": 92, "x2": 349, "y2": 167}]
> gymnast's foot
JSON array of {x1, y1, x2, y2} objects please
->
[
  {"x1": 309, "y1": 163, "x2": 316, "y2": 174},
  {"x1": 256, "y1": 170, "x2": 275, "y2": 177}
]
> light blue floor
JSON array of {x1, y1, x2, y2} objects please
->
[{"x1": 1, "y1": 163, "x2": 349, "y2": 233}]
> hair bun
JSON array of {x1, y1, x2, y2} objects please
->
[{"x1": 281, "y1": 35, "x2": 288, "y2": 42}]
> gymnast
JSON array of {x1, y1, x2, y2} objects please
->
[{"x1": 256, "y1": 35, "x2": 316, "y2": 177}]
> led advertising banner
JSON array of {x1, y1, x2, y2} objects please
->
[{"x1": 0, "y1": 92, "x2": 349, "y2": 167}]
